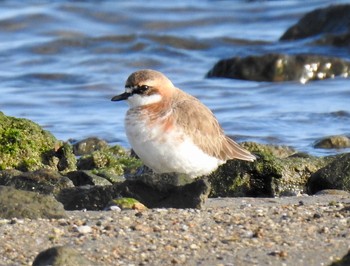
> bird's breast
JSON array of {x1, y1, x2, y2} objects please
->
[{"x1": 125, "y1": 107, "x2": 176, "y2": 141}]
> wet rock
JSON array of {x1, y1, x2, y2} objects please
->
[
  {"x1": 314, "y1": 135, "x2": 350, "y2": 149},
  {"x1": 57, "y1": 178, "x2": 210, "y2": 210},
  {"x1": 280, "y1": 4, "x2": 350, "y2": 45},
  {"x1": 32, "y1": 246, "x2": 91, "y2": 266},
  {"x1": 0, "y1": 186, "x2": 66, "y2": 219},
  {"x1": 209, "y1": 143, "x2": 332, "y2": 197},
  {"x1": 66, "y1": 170, "x2": 112, "y2": 186},
  {"x1": 0, "y1": 169, "x2": 74, "y2": 195},
  {"x1": 307, "y1": 153, "x2": 350, "y2": 194},
  {"x1": 72, "y1": 137, "x2": 109, "y2": 156},
  {"x1": 206, "y1": 54, "x2": 350, "y2": 82}
]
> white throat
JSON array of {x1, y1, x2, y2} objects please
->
[{"x1": 127, "y1": 93, "x2": 162, "y2": 108}]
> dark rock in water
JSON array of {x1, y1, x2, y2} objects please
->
[
  {"x1": 307, "y1": 153, "x2": 350, "y2": 194},
  {"x1": 206, "y1": 53, "x2": 350, "y2": 82},
  {"x1": 314, "y1": 135, "x2": 350, "y2": 149},
  {"x1": 57, "y1": 178, "x2": 210, "y2": 210},
  {"x1": 72, "y1": 137, "x2": 109, "y2": 156},
  {"x1": 0, "y1": 169, "x2": 74, "y2": 195},
  {"x1": 0, "y1": 186, "x2": 66, "y2": 219},
  {"x1": 280, "y1": 4, "x2": 350, "y2": 43},
  {"x1": 32, "y1": 246, "x2": 91, "y2": 266},
  {"x1": 208, "y1": 4, "x2": 350, "y2": 83}
]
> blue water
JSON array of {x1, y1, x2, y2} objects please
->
[{"x1": 1, "y1": 0, "x2": 350, "y2": 156}]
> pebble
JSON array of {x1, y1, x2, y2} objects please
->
[
  {"x1": 107, "y1": 205, "x2": 121, "y2": 212},
  {"x1": 74, "y1": 225, "x2": 92, "y2": 234}
]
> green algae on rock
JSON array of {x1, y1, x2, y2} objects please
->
[
  {"x1": 0, "y1": 112, "x2": 76, "y2": 172},
  {"x1": 0, "y1": 112, "x2": 56, "y2": 170},
  {"x1": 77, "y1": 145, "x2": 142, "y2": 178},
  {"x1": 108, "y1": 197, "x2": 147, "y2": 210},
  {"x1": 209, "y1": 143, "x2": 332, "y2": 197}
]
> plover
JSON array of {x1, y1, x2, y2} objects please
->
[{"x1": 112, "y1": 69, "x2": 255, "y2": 178}]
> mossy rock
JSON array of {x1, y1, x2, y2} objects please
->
[
  {"x1": 77, "y1": 145, "x2": 142, "y2": 178},
  {"x1": 209, "y1": 143, "x2": 332, "y2": 197},
  {"x1": 274, "y1": 153, "x2": 331, "y2": 196},
  {"x1": 209, "y1": 149, "x2": 283, "y2": 197},
  {"x1": 0, "y1": 112, "x2": 76, "y2": 172},
  {"x1": 0, "y1": 112, "x2": 56, "y2": 170}
]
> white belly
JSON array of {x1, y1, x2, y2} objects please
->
[{"x1": 125, "y1": 114, "x2": 224, "y2": 178}]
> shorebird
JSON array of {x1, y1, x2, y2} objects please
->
[{"x1": 112, "y1": 69, "x2": 255, "y2": 178}]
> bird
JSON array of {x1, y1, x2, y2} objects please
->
[{"x1": 111, "y1": 69, "x2": 255, "y2": 178}]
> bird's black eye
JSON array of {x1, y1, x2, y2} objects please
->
[{"x1": 133, "y1": 85, "x2": 150, "y2": 95}]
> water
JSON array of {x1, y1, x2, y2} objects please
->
[{"x1": 1, "y1": 0, "x2": 350, "y2": 156}]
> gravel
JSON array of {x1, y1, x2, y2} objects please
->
[{"x1": 0, "y1": 194, "x2": 349, "y2": 266}]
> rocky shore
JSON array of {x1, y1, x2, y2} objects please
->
[
  {"x1": 1, "y1": 3, "x2": 350, "y2": 266},
  {"x1": 0, "y1": 111, "x2": 349, "y2": 265}
]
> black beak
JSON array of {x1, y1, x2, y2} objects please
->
[{"x1": 111, "y1": 92, "x2": 131, "y2": 101}]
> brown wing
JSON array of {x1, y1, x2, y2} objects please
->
[{"x1": 171, "y1": 88, "x2": 256, "y2": 162}]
